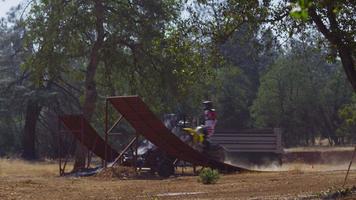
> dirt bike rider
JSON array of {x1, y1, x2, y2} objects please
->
[{"x1": 202, "y1": 101, "x2": 217, "y2": 149}]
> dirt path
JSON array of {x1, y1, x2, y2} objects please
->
[{"x1": 1, "y1": 159, "x2": 356, "y2": 199}]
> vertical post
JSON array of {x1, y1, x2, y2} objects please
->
[
  {"x1": 58, "y1": 116, "x2": 62, "y2": 176},
  {"x1": 181, "y1": 161, "x2": 184, "y2": 175},
  {"x1": 274, "y1": 128, "x2": 282, "y2": 153},
  {"x1": 80, "y1": 116, "x2": 86, "y2": 168},
  {"x1": 134, "y1": 134, "x2": 138, "y2": 173},
  {"x1": 343, "y1": 146, "x2": 356, "y2": 187},
  {"x1": 104, "y1": 99, "x2": 108, "y2": 167},
  {"x1": 87, "y1": 151, "x2": 91, "y2": 168}
]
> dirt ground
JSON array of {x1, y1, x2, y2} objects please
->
[{"x1": 2, "y1": 158, "x2": 356, "y2": 200}]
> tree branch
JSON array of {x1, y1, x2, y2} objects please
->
[{"x1": 308, "y1": 6, "x2": 336, "y2": 44}]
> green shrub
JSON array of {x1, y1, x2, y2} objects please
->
[{"x1": 198, "y1": 168, "x2": 220, "y2": 184}]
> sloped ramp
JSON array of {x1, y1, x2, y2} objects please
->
[
  {"x1": 59, "y1": 115, "x2": 118, "y2": 162},
  {"x1": 107, "y1": 95, "x2": 249, "y2": 172}
]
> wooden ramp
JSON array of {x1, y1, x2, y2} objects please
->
[
  {"x1": 59, "y1": 115, "x2": 118, "y2": 162},
  {"x1": 107, "y1": 95, "x2": 250, "y2": 172}
]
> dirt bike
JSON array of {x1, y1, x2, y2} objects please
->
[
  {"x1": 122, "y1": 114, "x2": 225, "y2": 177},
  {"x1": 183, "y1": 126, "x2": 226, "y2": 162}
]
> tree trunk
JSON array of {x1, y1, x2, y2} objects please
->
[
  {"x1": 72, "y1": 0, "x2": 105, "y2": 172},
  {"x1": 309, "y1": 6, "x2": 356, "y2": 92},
  {"x1": 22, "y1": 99, "x2": 42, "y2": 160},
  {"x1": 337, "y1": 44, "x2": 356, "y2": 92}
]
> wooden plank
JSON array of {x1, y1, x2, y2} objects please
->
[
  {"x1": 212, "y1": 141, "x2": 276, "y2": 145},
  {"x1": 226, "y1": 149, "x2": 279, "y2": 153},
  {"x1": 222, "y1": 144, "x2": 277, "y2": 149},
  {"x1": 211, "y1": 137, "x2": 277, "y2": 141},
  {"x1": 215, "y1": 131, "x2": 274, "y2": 134},
  {"x1": 216, "y1": 128, "x2": 273, "y2": 132},
  {"x1": 212, "y1": 134, "x2": 277, "y2": 137}
]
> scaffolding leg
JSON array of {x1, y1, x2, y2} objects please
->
[{"x1": 343, "y1": 146, "x2": 356, "y2": 187}]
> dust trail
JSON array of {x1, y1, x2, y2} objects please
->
[
  {"x1": 225, "y1": 159, "x2": 356, "y2": 172},
  {"x1": 224, "y1": 148, "x2": 356, "y2": 172},
  {"x1": 248, "y1": 163, "x2": 356, "y2": 172}
]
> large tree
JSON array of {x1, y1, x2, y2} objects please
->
[
  {"x1": 23, "y1": 0, "x2": 178, "y2": 170},
  {"x1": 291, "y1": 0, "x2": 356, "y2": 91},
  {"x1": 192, "y1": 0, "x2": 355, "y2": 92},
  {"x1": 23, "y1": 0, "x2": 213, "y2": 170}
]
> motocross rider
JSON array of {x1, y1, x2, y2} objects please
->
[{"x1": 202, "y1": 101, "x2": 217, "y2": 150}]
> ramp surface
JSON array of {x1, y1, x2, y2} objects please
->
[
  {"x1": 59, "y1": 115, "x2": 118, "y2": 162},
  {"x1": 108, "y1": 95, "x2": 248, "y2": 172}
]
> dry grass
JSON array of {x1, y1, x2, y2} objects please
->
[
  {"x1": 95, "y1": 166, "x2": 137, "y2": 179},
  {"x1": 0, "y1": 158, "x2": 59, "y2": 177},
  {"x1": 2, "y1": 156, "x2": 356, "y2": 199}
]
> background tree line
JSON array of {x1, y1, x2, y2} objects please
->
[{"x1": 0, "y1": 0, "x2": 355, "y2": 169}]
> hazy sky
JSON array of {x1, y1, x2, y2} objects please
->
[{"x1": 0, "y1": 0, "x2": 23, "y2": 19}]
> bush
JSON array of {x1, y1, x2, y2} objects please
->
[{"x1": 198, "y1": 168, "x2": 220, "y2": 184}]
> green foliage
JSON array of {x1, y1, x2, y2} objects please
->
[
  {"x1": 339, "y1": 95, "x2": 356, "y2": 126},
  {"x1": 0, "y1": 19, "x2": 28, "y2": 155},
  {"x1": 287, "y1": 0, "x2": 356, "y2": 91},
  {"x1": 215, "y1": 66, "x2": 248, "y2": 128},
  {"x1": 290, "y1": 0, "x2": 311, "y2": 21},
  {"x1": 214, "y1": 24, "x2": 277, "y2": 129},
  {"x1": 191, "y1": 0, "x2": 269, "y2": 44},
  {"x1": 337, "y1": 94, "x2": 356, "y2": 141},
  {"x1": 251, "y1": 42, "x2": 353, "y2": 146},
  {"x1": 23, "y1": 0, "x2": 213, "y2": 117},
  {"x1": 198, "y1": 168, "x2": 220, "y2": 184}
]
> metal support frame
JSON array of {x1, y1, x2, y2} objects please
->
[
  {"x1": 105, "y1": 98, "x2": 138, "y2": 170},
  {"x1": 58, "y1": 115, "x2": 96, "y2": 176},
  {"x1": 110, "y1": 136, "x2": 138, "y2": 166},
  {"x1": 58, "y1": 116, "x2": 62, "y2": 176},
  {"x1": 58, "y1": 117, "x2": 80, "y2": 176},
  {"x1": 105, "y1": 100, "x2": 108, "y2": 167},
  {"x1": 57, "y1": 99, "x2": 138, "y2": 176}
]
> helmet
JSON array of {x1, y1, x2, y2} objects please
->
[{"x1": 202, "y1": 100, "x2": 213, "y2": 110}]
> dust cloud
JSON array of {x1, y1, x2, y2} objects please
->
[{"x1": 225, "y1": 157, "x2": 356, "y2": 172}]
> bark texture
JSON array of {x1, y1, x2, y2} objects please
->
[
  {"x1": 22, "y1": 99, "x2": 42, "y2": 160},
  {"x1": 72, "y1": 0, "x2": 105, "y2": 171}
]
